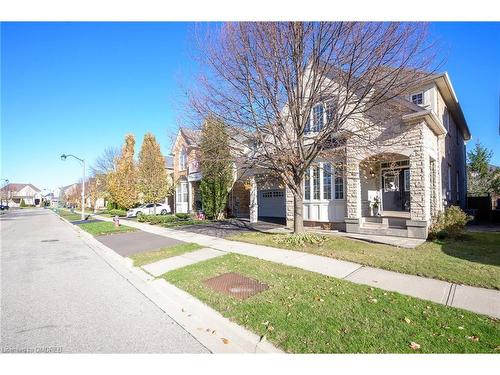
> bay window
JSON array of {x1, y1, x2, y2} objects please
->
[{"x1": 303, "y1": 162, "x2": 343, "y2": 201}]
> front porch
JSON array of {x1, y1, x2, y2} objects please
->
[{"x1": 345, "y1": 151, "x2": 438, "y2": 239}]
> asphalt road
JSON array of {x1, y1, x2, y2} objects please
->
[{"x1": 0, "y1": 209, "x2": 208, "y2": 353}]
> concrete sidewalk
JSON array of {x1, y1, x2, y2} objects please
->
[
  {"x1": 93, "y1": 214, "x2": 500, "y2": 319},
  {"x1": 143, "y1": 248, "x2": 225, "y2": 276}
]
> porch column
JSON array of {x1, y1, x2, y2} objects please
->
[
  {"x1": 249, "y1": 176, "x2": 258, "y2": 223},
  {"x1": 188, "y1": 181, "x2": 192, "y2": 213},
  {"x1": 345, "y1": 157, "x2": 361, "y2": 232},
  {"x1": 407, "y1": 146, "x2": 430, "y2": 238}
]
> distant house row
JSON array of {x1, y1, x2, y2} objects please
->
[{"x1": 0, "y1": 183, "x2": 42, "y2": 207}]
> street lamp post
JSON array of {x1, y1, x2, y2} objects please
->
[
  {"x1": 61, "y1": 154, "x2": 86, "y2": 220},
  {"x1": 1, "y1": 179, "x2": 9, "y2": 205}
]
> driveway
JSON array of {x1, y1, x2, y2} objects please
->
[
  {"x1": 175, "y1": 218, "x2": 286, "y2": 238},
  {"x1": 0, "y1": 209, "x2": 208, "y2": 353},
  {"x1": 95, "y1": 231, "x2": 185, "y2": 257}
]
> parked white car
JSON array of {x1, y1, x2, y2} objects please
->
[{"x1": 126, "y1": 203, "x2": 171, "y2": 218}]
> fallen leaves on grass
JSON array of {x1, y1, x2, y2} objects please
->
[
  {"x1": 409, "y1": 342, "x2": 421, "y2": 350},
  {"x1": 466, "y1": 335, "x2": 480, "y2": 342},
  {"x1": 404, "y1": 317, "x2": 411, "y2": 324}
]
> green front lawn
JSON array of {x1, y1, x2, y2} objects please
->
[
  {"x1": 162, "y1": 219, "x2": 215, "y2": 228},
  {"x1": 130, "y1": 243, "x2": 203, "y2": 267},
  {"x1": 55, "y1": 208, "x2": 83, "y2": 221},
  {"x1": 77, "y1": 221, "x2": 136, "y2": 236},
  {"x1": 164, "y1": 254, "x2": 499, "y2": 353},
  {"x1": 228, "y1": 232, "x2": 500, "y2": 290}
]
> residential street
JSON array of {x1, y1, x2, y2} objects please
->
[{"x1": 0, "y1": 209, "x2": 208, "y2": 353}]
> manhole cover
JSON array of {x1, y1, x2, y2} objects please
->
[
  {"x1": 203, "y1": 272, "x2": 269, "y2": 299},
  {"x1": 41, "y1": 239, "x2": 59, "y2": 242}
]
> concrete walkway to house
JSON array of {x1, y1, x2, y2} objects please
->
[
  {"x1": 143, "y1": 248, "x2": 226, "y2": 276},
  {"x1": 93, "y1": 214, "x2": 500, "y2": 319}
]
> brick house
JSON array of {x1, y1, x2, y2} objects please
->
[{"x1": 171, "y1": 128, "x2": 250, "y2": 217}]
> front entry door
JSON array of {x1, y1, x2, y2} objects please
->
[
  {"x1": 176, "y1": 182, "x2": 188, "y2": 213},
  {"x1": 381, "y1": 168, "x2": 410, "y2": 212}
]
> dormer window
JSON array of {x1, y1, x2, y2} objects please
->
[
  {"x1": 179, "y1": 148, "x2": 187, "y2": 171},
  {"x1": 411, "y1": 92, "x2": 424, "y2": 106}
]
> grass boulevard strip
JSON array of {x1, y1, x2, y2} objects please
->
[{"x1": 164, "y1": 253, "x2": 499, "y2": 353}]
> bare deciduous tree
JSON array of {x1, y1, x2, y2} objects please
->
[
  {"x1": 91, "y1": 146, "x2": 119, "y2": 176},
  {"x1": 189, "y1": 22, "x2": 438, "y2": 233}
]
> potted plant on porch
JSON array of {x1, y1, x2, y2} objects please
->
[{"x1": 371, "y1": 196, "x2": 381, "y2": 216}]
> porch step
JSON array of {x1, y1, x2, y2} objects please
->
[{"x1": 358, "y1": 226, "x2": 409, "y2": 238}]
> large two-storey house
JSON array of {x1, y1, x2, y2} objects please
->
[{"x1": 171, "y1": 71, "x2": 470, "y2": 239}]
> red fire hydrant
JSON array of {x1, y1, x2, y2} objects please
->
[{"x1": 113, "y1": 215, "x2": 120, "y2": 228}]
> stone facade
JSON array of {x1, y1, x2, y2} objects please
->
[{"x1": 170, "y1": 73, "x2": 470, "y2": 240}]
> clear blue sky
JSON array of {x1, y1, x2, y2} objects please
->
[{"x1": 1, "y1": 22, "x2": 499, "y2": 191}]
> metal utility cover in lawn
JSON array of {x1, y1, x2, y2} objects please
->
[{"x1": 203, "y1": 272, "x2": 269, "y2": 299}]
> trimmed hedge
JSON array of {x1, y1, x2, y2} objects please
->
[
  {"x1": 107, "y1": 209, "x2": 127, "y2": 217},
  {"x1": 138, "y1": 213, "x2": 177, "y2": 224}
]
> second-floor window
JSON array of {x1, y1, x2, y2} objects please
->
[
  {"x1": 179, "y1": 149, "x2": 187, "y2": 171},
  {"x1": 443, "y1": 107, "x2": 449, "y2": 132},
  {"x1": 411, "y1": 92, "x2": 424, "y2": 106},
  {"x1": 311, "y1": 104, "x2": 324, "y2": 133}
]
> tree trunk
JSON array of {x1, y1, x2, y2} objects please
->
[
  {"x1": 293, "y1": 191, "x2": 304, "y2": 233},
  {"x1": 153, "y1": 203, "x2": 157, "y2": 215}
]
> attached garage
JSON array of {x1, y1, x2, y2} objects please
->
[{"x1": 258, "y1": 189, "x2": 286, "y2": 220}]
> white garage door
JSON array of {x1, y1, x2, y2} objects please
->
[{"x1": 258, "y1": 189, "x2": 286, "y2": 218}]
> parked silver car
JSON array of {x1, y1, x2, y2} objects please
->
[{"x1": 126, "y1": 203, "x2": 171, "y2": 217}]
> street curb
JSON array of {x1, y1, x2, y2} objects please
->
[{"x1": 51, "y1": 210, "x2": 283, "y2": 354}]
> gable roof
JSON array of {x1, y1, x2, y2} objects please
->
[
  {"x1": 410, "y1": 72, "x2": 471, "y2": 140},
  {"x1": 180, "y1": 127, "x2": 201, "y2": 146},
  {"x1": 0, "y1": 183, "x2": 41, "y2": 193}
]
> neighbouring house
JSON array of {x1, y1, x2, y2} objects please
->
[
  {"x1": 59, "y1": 183, "x2": 81, "y2": 207},
  {"x1": 171, "y1": 128, "x2": 250, "y2": 217},
  {"x1": 172, "y1": 71, "x2": 470, "y2": 239},
  {"x1": 0, "y1": 183, "x2": 42, "y2": 207}
]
